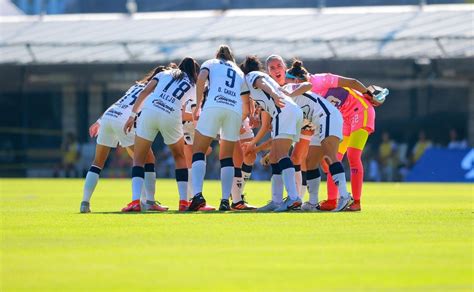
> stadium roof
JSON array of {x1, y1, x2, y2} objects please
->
[{"x1": 0, "y1": 4, "x2": 472, "y2": 64}]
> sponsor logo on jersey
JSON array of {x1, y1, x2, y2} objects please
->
[
  {"x1": 105, "y1": 109, "x2": 123, "y2": 118},
  {"x1": 152, "y1": 99, "x2": 175, "y2": 114},
  {"x1": 214, "y1": 95, "x2": 237, "y2": 106}
]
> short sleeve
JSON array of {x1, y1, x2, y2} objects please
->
[
  {"x1": 152, "y1": 71, "x2": 166, "y2": 82},
  {"x1": 200, "y1": 59, "x2": 213, "y2": 72},
  {"x1": 247, "y1": 72, "x2": 262, "y2": 89},
  {"x1": 309, "y1": 73, "x2": 340, "y2": 95},
  {"x1": 241, "y1": 80, "x2": 249, "y2": 95}
]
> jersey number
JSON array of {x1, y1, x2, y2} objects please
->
[
  {"x1": 119, "y1": 87, "x2": 142, "y2": 106},
  {"x1": 225, "y1": 68, "x2": 236, "y2": 88},
  {"x1": 163, "y1": 79, "x2": 191, "y2": 100}
]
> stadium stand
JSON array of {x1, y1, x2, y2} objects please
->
[{"x1": 0, "y1": 5, "x2": 472, "y2": 63}]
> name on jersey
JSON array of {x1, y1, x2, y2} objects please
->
[
  {"x1": 152, "y1": 99, "x2": 175, "y2": 114},
  {"x1": 214, "y1": 95, "x2": 237, "y2": 106},
  {"x1": 105, "y1": 109, "x2": 123, "y2": 118}
]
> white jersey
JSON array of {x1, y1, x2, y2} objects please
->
[
  {"x1": 102, "y1": 83, "x2": 145, "y2": 123},
  {"x1": 243, "y1": 71, "x2": 298, "y2": 118},
  {"x1": 200, "y1": 58, "x2": 246, "y2": 115},
  {"x1": 143, "y1": 70, "x2": 195, "y2": 118}
]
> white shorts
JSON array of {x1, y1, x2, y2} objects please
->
[
  {"x1": 310, "y1": 106, "x2": 343, "y2": 146},
  {"x1": 271, "y1": 103, "x2": 303, "y2": 142},
  {"x1": 196, "y1": 107, "x2": 241, "y2": 142},
  {"x1": 136, "y1": 108, "x2": 183, "y2": 145},
  {"x1": 97, "y1": 118, "x2": 134, "y2": 148},
  {"x1": 183, "y1": 121, "x2": 195, "y2": 145}
]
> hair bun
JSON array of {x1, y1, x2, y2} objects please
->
[{"x1": 292, "y1": 59, "x2": 303, "y2": 68}]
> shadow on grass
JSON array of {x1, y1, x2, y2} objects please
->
[{"x1": 81, "y1": 210, "x2": 345, "y2": 215}]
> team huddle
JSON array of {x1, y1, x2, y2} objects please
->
[{"x1": 80, "y1": 45, "x2": 387, "y2": 213}]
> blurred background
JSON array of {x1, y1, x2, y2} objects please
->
[{"x1": 0, "y1": 0, "x2": 472, "y2": 182}]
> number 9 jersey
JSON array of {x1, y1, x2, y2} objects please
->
[{"x1": 200, "y1": 58, "x2": 246, "y2": 116}]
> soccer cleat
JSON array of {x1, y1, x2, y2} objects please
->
[
  {"x1": 219, "y1": 199, "x2": 230, "y2": 211},
  {"x1": 179, "y1": 200, "x2": 190, "y2": 212},
  {"x1": 318, "y1": 199, "x2": 337, "y2": 211},
  {"x1": 121, "y1": 199, "x2": 141, "y2": 212},
  {"x1": 274, "y1": 197, "x2": 302, "y2": 212},
  {"x1": 301, "y1": 201, "x2": 319, "y2": 212},
  {"x1": 257, "y1": 200, "x2": 282, "y2": 212},
  {"x1": 188, "y1": 193, "x2": 206, "y2": 211},
  {"x1": 198, "y1": 204, "x2": 216, "y2": 211},
  {"x1": 143, "y1": 200, "x2": 168, "y2": 212},
  {"x1": 333, "y1": 195, "x2": 354, "y2": 212},
  {"x1": 345, "y1": 200, "x2": 361, "y2": 211},
  {"x1": 231, "y1": 200, "x2": 257, "y2": 211},
  {"x1": 80, "y1": 201, "x2": 91, "y2": 213}
]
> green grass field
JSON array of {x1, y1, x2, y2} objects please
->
[{"x1": 1, "y1": 179, "x2": 472, "y2": 291}]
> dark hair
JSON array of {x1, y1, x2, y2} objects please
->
[
  {"x1": 215, "y1": 44, "x2": 235, "y2": 63},
  {"x1": 240, "y1": 55, "x2": 263, "y2": 74},
  {"x1": 138, "y1": 65, "x2": 167, "y2": 84},
  {"x1": 171, "y1": 56, "x2": 199, "y2": 85},
  {"x1": 286, "y1": 59, "x2": 309, "y2": 81}
]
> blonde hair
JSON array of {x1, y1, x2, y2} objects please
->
[{"x1": 265, "y1": 54, "x2": 286, "y2": 71}]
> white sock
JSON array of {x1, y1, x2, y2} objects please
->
[
  {"x1": 191, "y1": 157, "x2": 206, "y2": 196},
  {"x1": 294, "y1": 169, "x2": 302, "y2": 199},
  {"x1": 132, "y1": 177, "x2": 144, "y2": 201},
  {"x1": 271, "y1": 174, "x2": 283, "y2": 204},
  {"x1": 221, "y1": 166, "x2": 234, "y2": 200},
  {"x1": 82, "y1": 168, "x2": 100, "y2": 202},
  {"x1": 330, "y1": 162, "x2": 350, "y2": 199},
  {"x1": 187, "y1": 168, "x2": 193, "y2": 200},
  {"x1": 178, "y1": 181, "x2": 187, "y2": 201},
  {"x1": 140, "y1": 186, "x2": 146, "y2": 204},
  {"x1": 231, "y1": 176, "x2": 244, "y2": 203},
  {"x1": 281, "y1": 167, "x2": 298, "y2": 200},
  {"x1": 307, "y1": 178, "x2": 321, "y2": 204},
  {"x1": 144, "y1": 171, "x2": 156, "y2": 201}
]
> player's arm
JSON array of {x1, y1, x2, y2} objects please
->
[
  {"x1": 254, "y1": 77, "x2": 285, "y2": 108},
  {"x1": 123, "y1": 79, "x2": 157, "y2": 134},
  {"x1": 194, "y1": 69, "x2": 208, "y2": 121},
  {"x1": 242, "y1": 111, "x2": 271, "y2": 154},
  {"x1": 336, "y1": 76, "x2": 369, "y2": 94},
  {"x1": 285, "y1": 82, "x2": 313, "y2": 97},
  {"x1": 241, "y1": 93, "x2": 250, "y2": 121}
]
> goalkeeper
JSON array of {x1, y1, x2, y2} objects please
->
[{"x1": 285, "y1": 59, "x2": 388, "y2": 211}]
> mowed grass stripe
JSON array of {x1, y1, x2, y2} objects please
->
[{"x1": 1, "y1": 179, "x2": 472, "y2": 291}]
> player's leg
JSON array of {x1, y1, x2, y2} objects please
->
[
  {"x1": 291, "y1": 137, "x2": 310, "y2": 199},
  {"x1": 301, "y1": 145, "x2": 324, "y2": 211},
  {"x1": 272, "y1": 137, "x2": 302, "y2": 212},
  {"x1": 188, "y1": 107, "x2": 224, "y2": 211},
  {"x1": 345, "y1": 128, "x2": 370, "y2": 211},
  {"x1": 168, "y1": 138, "x2": 190, "y2": 211},
  {"x1": 228, "y1": 138, "x2": 256, "y2": 210},
  {"x1": 324, "y1": 136, "x2": 348, "y2": 202},
  {"x1": 321, "y1": 135, "x2": 353, "y2": 212},
  {"x1": 80, "y1": 144, "x2": 111, "y2": 213}
]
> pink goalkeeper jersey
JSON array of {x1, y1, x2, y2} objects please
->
[{"x1": 309, "y1": 73, "x2": 367, "y2": 118}]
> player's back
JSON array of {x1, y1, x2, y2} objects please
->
[
  {"x1": 103, "y1": 83, "x2": 145, "y2": 123},
  {"x1": 144, "y1": 70, "x2": 195, "y2": 117},
  {"x1": 201, "y1": 58, "x2": 245, "y2": 114}
]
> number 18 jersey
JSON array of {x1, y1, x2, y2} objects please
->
[{"x1": 200, "y1": 58, "x2": 246, "y2": 116}]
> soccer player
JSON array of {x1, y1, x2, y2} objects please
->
[
  {"x1": 286, "y1": 59, "x2": 383, "y2": 211},
  {"x1": 79, "y1": 66, "x2": 164, "y2": 213},
  {"x1": 188, "y1": 45, "x2": 250, "y2": 211},
  {"x1": 240, "y1": 55, "x2": 303, "y2": 212},
  {"x1": 265, "y1": 55, "x2": 313, "y2": 199},
  {"x1": 282, "y1": 74, "x2": 353, "y2": 212},
  {"x1": 122, "y1": 57, "x2": 200, "y2": 212}
]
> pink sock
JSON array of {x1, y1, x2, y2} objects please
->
[
  {"x1": 325, "y1": 153, "x2": 344, "y2": 200},
  {"x1": 347, "y1": 147, "x2": 363, "y2": 201}
]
